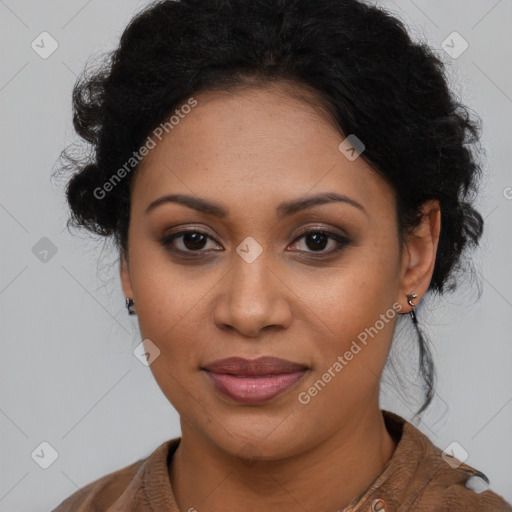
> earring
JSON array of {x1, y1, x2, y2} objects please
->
[
  {"x1": 126, "y1": 297, "x2": 136, "y2": 316},
  {"x1": 407, "y1": 293, "x2": 418, "y2": 324}
]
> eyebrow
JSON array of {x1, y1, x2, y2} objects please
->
[{"x1": 144, "y1": 192, "x2": 367, "y2": 218}]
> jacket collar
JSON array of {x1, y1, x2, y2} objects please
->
[
  {"x1": 341, "y1": 410, "x2": 489, "y2": 511},
  {"x1": 109, "y1": 410, "x2": 488, "y2": 511}
]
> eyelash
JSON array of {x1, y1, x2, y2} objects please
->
[{"x1": 159, "y1": 228, "x2": 350, "y2": 259}]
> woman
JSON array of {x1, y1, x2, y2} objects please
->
[{"x1": 52, "y1": 0, "x2": 512, "y2": 510}]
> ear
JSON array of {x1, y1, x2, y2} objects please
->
[
  {"x1": 398, "y1": 199, "x2": 441, "y2": 312},
  {"x1": 119, "y1": 253, "x2": 134, "y2": 300}
]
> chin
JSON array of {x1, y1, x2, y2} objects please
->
[{"x1": 201, "y1": 416, "x2": 313, "y2": 462}]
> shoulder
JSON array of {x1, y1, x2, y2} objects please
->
[
  {"x1": 51, "y1": 459, "x2": 143, "y2": 512},
  {"x1": 413, "y1": 449, "x2": 512, "y2": 511},
  {"x1": 416, "y1": 456, "x2": 512, "y2": 511},
  {"x1": 418, "y1": 442, "x2": 511, "y2": 509},
  {"x1": 400, "y1": 418, "x2": 512, "y2": 512},
  {"x1": 348, "y1": 411, "x2": 512, "y2": 512},
  {"x1": 51, "y1": 438, "x2": 180, "y2": 512},
  {"x1": 435, "y1": 480, "x2": 512, "y2": 511}
]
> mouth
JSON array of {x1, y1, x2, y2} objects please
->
[{"x1": 200, "y1": 356, "x2": 310, "y2": 405}]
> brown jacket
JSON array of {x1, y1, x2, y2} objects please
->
[{"x1": 52, "y1": 410, "x2": 512, "y2": 511}]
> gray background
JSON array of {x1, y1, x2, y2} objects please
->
[{"x1": 1, "y1": 0, "x2": 511, "y2": 509}]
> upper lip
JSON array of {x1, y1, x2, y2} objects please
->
[{"x1": 201, "y1": 356, "x2": 309, "y2": 376}]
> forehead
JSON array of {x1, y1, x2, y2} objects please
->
[{"x1": 131, "y1": 84, "x2": 394, "y2": 218}]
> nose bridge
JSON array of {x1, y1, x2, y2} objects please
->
[
  {"x1": 213, "y1": 242, "x2": 291, "y2": 336},
  {"x1": 229, "y1": 245, "x2": 276, "y2": 311},
  {"x1": 231, "y1": 232, "x2": 273, "y2": 292}
]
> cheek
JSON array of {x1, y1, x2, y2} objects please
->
[
  {"x1": 305, "y1": 244, "x2": 400, "y2": 335},
  {"x1": 128, "y1": 238, "x2": 208, "y2": 337},
  {"x1": 296, "y1": 243, "x2": 400, "y2": 395},
  {"x1": 295, "y1": 307, "x2": 397, "y2": 419},
  {"x1": 140, "y1": 316, "x2": 207, "y2": 416},
  {"x1": 127, "y1": 249, "x2": 208, "y2": 391}
]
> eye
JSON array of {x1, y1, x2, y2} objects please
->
[
  {"x1": 289, "y1": 229, "x2": 350, "y2": 256},
  {"x1": 160, "y1": 228, "x2": 350, "y2": 258},
  {"x1": 160, "y1": 230, "x2": 221, "y2": 255}
]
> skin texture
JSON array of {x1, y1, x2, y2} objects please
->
[{"x1": 120, "y1": 82, "x2": 441, "y2": 511}]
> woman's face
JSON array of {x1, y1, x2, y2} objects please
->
[{"x1": 120, "y1": 84, "x2": 427, "y2": 460}]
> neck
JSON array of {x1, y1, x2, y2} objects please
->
[{"x1": 169, "y1": 405, "x2": 397, "y2": 512}]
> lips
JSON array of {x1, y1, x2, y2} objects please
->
[
  {"x1": 201, "y1": 356, "x2": 309, "y2": 404},
  {"x1": 202, "y1": 356, "x2": 308, "y2": 376}
]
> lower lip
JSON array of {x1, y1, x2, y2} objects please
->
[{"x1": 203, "y1": 370, "x2": 308, "y2": 404}]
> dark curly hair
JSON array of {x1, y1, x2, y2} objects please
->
[{"x1": 53, "y1": 0, "x2": 485, "y2": 417}]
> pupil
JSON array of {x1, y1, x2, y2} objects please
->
[
  {"x1": 184, "y1": 232, "x2": 206, "y2": 250},
  {"x1": 306, "y1": 233, "x2": 327, "y2": 251}
]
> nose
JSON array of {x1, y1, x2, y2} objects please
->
[{"x1": 212, "y1": 252, "x2": 293, "y2": 338}]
